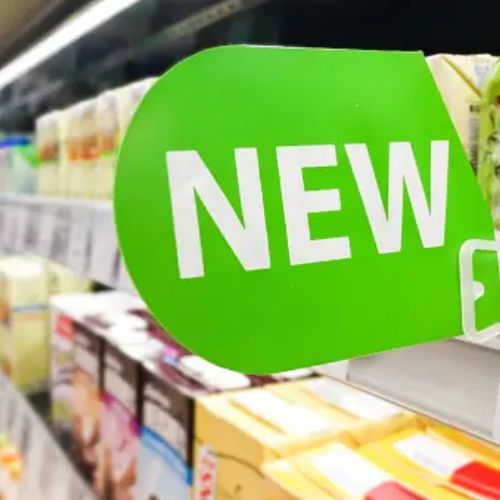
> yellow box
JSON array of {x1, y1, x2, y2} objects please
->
[
  {"x1": 263, "y1": 442, "x2": 428, "y2": 499},
  {"x1": 360, "y1": 427, "x2": 499, "y2": 498},
  {"x1": 267, "y1": 377, "x2": 418, "y2": 445},
  {"x1": 194, "y1": 386, "x2": 355, "y2": 499}
]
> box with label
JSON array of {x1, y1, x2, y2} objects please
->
[
  {"x1": 263, "y1": 442, "x2": 426, "y2": 499},
  {"x1": 36, "y1": 111, "x2": 61, "y2": 196},
  {"x1": 66, "y1": 99, "x2": 98, "y2": 199},
  {"x1": 271, "y1": 377, "x2": 417, "y2": 445},
  {"x1": 95, "y1": 89, "x2": 120, "y2": 199},
  {"x1": 0, "y1": 257, "x2": 49, "y2": 393},
  {"x1": 427, "y1": 53, "x2": 497, "y2": 171},
  {"x1": 72, "y1": 319, "x2": 104, "y2": 479},
  {"x1": 136, "y1": 355, "x2": 255, "y2": 500},
  {"x1": 50, "y1": 291, "x2": 144, "y2": 444},
  {"x1": 193, "y1": 386, "x2": 357, "y2": 500},
  {"x1": 361, "y1": 428, "x2": 500, "y2": 498},
  {"x1": 96, "y1": 333, "x2": 163, "y2": 500}
]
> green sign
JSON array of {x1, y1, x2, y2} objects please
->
[{"x1": 115, "y1": 45, "x2": 500, "y2": 373}]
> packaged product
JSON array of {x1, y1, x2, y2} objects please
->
[
  {"x1": 35, "y1": 111, "x2": 61, "y2": 196},
  {"x1": 427, "y1": 53, "x2": 497, "y2": 172},
  {"x1": 277, "y1": 377, "x2": 417, "y2": 445},
  {"x1": 477, "y1": 61, "x2": 500, "y2": 228},
  {"x1": 49, "y1": 291, "x2": 144, "y2": 445},
  {"x1": 69, "y1": 295, "x2": 148, "y2": 480},
  {"x1": 95, "y1": 90, "x2": 120, "y2": 199},
  {"x1": 263, "y1": 442, "x2": 425, "y2": 499},
  {"x1": 192, "y1": 386, "x2": 356, "y2": 500},
  {"x1": 116, "y1": 78, "x2": 156, "y2": 143},
  {"x1": 0, "y1": 137, "x2": 38, "y2": 195},
  {"x1": 59, "y1": 105, "x2": 80, "y2": 197},
  {"x1": 136, "y1": 356, "x2": 254, "y2": 500},
  {"x1": 361, "y1": 428, "x2": 500, "y2": 498},
  {"x1": 68, "y1": 99, "x2": 98, "y2": 198},
  {"x1": 96, "y1": 330, "x2": 163, "y2": 500},
  {"x1": 0, "y1": 257, "x2": 49, "y2": 393}
]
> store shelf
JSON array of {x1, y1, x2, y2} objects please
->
[
  {"x1": 318, "y1": 337, "x2": 500, "y2": 444},
  {"x1": 0, "y1": 194, "x2": 135, "y2": 293},
  {"x1": 0, "y1": 372, "x2": 94, "y2": 499}
]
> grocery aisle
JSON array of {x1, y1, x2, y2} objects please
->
[{"x1": 1, "y1": 1, "x2": 500, "y2": 499}]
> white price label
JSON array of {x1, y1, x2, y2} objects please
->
[
  {"x1": 24, "y1": 203, "x2": 42, "y2": 252},
  {"x1": 37, "y1": 205, "x2": 58, "y2": 258},
  {"x1": 50, "y1": 205, "x2": 72, "y2": 264},
  {"x1": 88, "y1": 205, "x2": 119, "y2": 285},
  {"x1": 13, "y1": 205, "x2": 28, "y2": 252},
  {"x1": 67, "y1": 204, "x2": 93, "y2": 275},
  {"x1": 1, "y1": 202, "x2": 12, "y2": 248}
]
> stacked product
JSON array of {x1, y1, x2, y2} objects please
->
[
  {"x1": 0, "y1": 436, "x2": 22, "y2": 500},
  {"x1": 44, "y1": 287, "x2": 500, "y2": 500},
  {"x1": 36, "y1": 78, "x2": 156, "y2": 200},
  {"x1": 0, "y1": 256, "x2": 90, "y2": 393},
  {"x1": 0, "y1": 136, "x2": 37, "y2": 195}
]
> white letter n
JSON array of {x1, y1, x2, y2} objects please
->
[
  {"x1": 346, "y1": 141, "x2": 448, "y2": 253},
  {"x1": 166, "y1": 149, "x2": 270, "y2": 279}
]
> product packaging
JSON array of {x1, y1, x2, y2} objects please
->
[
  {"x1": 71, "y1": 296, "x2": 146, "y2": 480},
  {"x1": 136, "y1": 355, "x2": 253, "y2": 500},
  {"x1": 192, "y1": 386, "x2": 356, "y2": 500},
  {"x1": 263, "y1": 442, "x2": 425, "y2": 499},
  {"x1": 49, "y1": 291, "x2": 144, "y2": 445},
  {"x1": 427, "y1": 53, "x2": 497, "y2": 172},
  {"x1": 35, "y1": 111, "x2": 61, "y2": 196},
  {"x1": 96, "y1": 330, "x2": 163, "y2": 500},
  {"x1": 0, "y1": 257, "x2": 49, "y2": 393},
  {"x1": 361, "y1": 428, "x2": 500, "y2": 498},
  {"x1": 95, "y1": 90, "x2": 120, "y2": 199},
  {"x1": 276, "y1": 377, "x2": 417, "y2": 445},
  {"x1": 477, "y1": 61, "x2": 500, "y2": 228},
  {"x1": 72, "y1": 99, "x2": 98, "y2": 198}
]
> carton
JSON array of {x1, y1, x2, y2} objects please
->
[
  {"x1": 71, "y1": 295, "x2": 147, "y2": 480},
  {"x1": 427, "y1": 53, "x2": 497, "y2": 172},
  {"x1": 116, "y1": 78, "x2": 157, "y2": 143},
  {"x1": 192, "y1": 386, "x2": 356, "y2": 500},
  {"x1": 96, "y1": 331, "x2": 163, "y2": 500},
  {"x1": 35, "y1": 111, "x2": 61, "y2": 196},
  {"x1": 95, "y1": 90, "x2": 120, "y2": 199},
  {"x1": 263, "y1": 442, "x2": 426, "y2": 499},
  {"x1": 271, "y1": 377, "x2": 417, "y2": 445},
  {"x1": 0, "y1": 257, "x2": 49, "y2": 393},
  {"x1": 67, "y1": 99, "x2": 98, "y2": 198},
  {"x1": 49, "y1": 291, "x2": 144, "y2": 444},
  {"x1": 361, "y1": 428, "x2": 500, "y2": 498},
  {"x1": 136, "y1": 357, "x2": 254, "y2": 500}
]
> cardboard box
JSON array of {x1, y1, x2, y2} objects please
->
[
  {"x1": 97, "y1": 333, "x2": 163, "y2": 500},
  {"x1": 427, "y1": 53, "x2": 497, "y2": 171},
  {"x1": 50, "y1": 291, "x2": 144, "y2": 443},
  {"x1": 361, "y1": 428, "x2": 500, "y2": 498},
  {"x1": 192, "y1": 386, "x2": 356, "y2": 500},
  {"x1": 71, "y1": 294, "x2": 146, "y2": 480},
  {"x1": 263, "y1": 442, "x2": 425, "y2": 499},
  {"x1": 136, "y1": 356, "x2": 255, "y2": 500},
  {"x1": 95, "y1": 89, "x2": 120, "y2": 200},
  {"x1": 0, "y1": 257, "x2": 49, "y2": 393},
  {"x1": 272, "y1": 377, "x2": 417, "y2": 445},
  {"x1": 35, "y1": 111, "x2": 61, "y2": 196}
]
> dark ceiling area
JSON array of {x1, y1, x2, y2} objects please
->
[{"x1": 0, "y1": 0, "x2": 499, "y2": 131}]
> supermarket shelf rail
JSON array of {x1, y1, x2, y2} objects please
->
[
  {"x1": 0, "y1": 372, "x2": 95, "y2": 499},
  {"x1": 0, "y1": 194, "x2": 135, "y2": 293}
]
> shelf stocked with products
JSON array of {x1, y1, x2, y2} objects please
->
[{"x1": 0, "y1": 372, "x2": 95, "y2": 499}]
